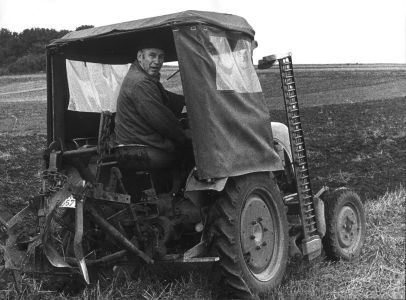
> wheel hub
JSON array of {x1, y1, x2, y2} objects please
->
[
  {"x1": 241, "y1": 195, "x2": 274, "y2": 274},
  {"x1": 337, "y1": 206, "x2": 359, "y2": 248},
  {"x1": 252, "y1": 223, "x2": 263, "y2": 245}
]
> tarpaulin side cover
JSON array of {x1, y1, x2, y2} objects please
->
[{"x1": 173, "y1": 25, "x2": 283, "y2": 180}]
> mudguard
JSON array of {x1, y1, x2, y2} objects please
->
[{"x1": 271, "y1": 122, "x2": 292, "y2": 163}]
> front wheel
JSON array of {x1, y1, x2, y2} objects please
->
[
  {"x1": 212, "y1": 173, "x2": 288, "y2": 298},
  {"x1": 322, "y1": 188, "x2": 366, "y2": 261}
]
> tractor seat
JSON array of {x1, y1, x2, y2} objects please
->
[
  {"x1": 113, "y1": 144, "x2": 176, "y2": 172},
  {"x1": 97, "y1": 111, "x2": 175, "y2": 172}
]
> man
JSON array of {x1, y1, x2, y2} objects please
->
[{"x1": 115, "y1": 46, "x2": 192, "y2": 172}]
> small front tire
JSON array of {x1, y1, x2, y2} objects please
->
[{"x1": 322, "y1": 188, "x2": 366, "y2": 261}]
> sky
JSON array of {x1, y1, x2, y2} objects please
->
[{"x1": 0, "y1": 0, "x2": 405, "y2": 64}]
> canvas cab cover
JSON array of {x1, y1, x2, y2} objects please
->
[{"x1": 47, "y1": 10, "x2": 282, "y2": 180}]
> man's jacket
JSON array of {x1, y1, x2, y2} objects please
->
[{"x1": 115, "y1": 62, "x2": 186, "y2": 153}]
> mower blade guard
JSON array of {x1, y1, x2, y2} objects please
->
[
  {"x1": 74, "y1": 198, "x2": 90, "y2": 284},
  {"x1": 43, "y1": 243, "x2": 71, "y2": 268}
]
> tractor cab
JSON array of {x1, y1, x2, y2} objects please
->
[{"x1": 46, "y1": 10, "x2": 283, "y2": 184}]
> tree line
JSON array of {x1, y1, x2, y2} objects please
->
[{"x1": 0, "y1": 25, "x2": 93, "y2": 75}]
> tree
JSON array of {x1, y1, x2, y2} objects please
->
[
  {"x1": 0, "y1": 27, "x2": 71, "y2": 74},
  {"x1": 7, "y1": 54, "x2": 45, "y2": 74},
  {"x1": 75, "y1": 25, "x2": 94, "y2": 31}
]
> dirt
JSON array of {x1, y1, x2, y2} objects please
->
[
  {"x1": 270, "y1": 97, "x2": 406, "y2": 199},
  {"x1": 0, "y1": 134, "x2": 45, "y2": 215},
  {"x1": 0, "y1": 99, "x2": 404, "y2": 215}
]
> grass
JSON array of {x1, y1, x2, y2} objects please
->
[
  {"x1": 1, "y1": 187, "x2": 403, "y2": 299},
  {"x1": 276, "y1": 187, "x2": 405, "y2": 299}
]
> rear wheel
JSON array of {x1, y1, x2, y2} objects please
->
[
  {"x1": 322, "y1": 188, "x2": 366, "y2": 261},
  {"x1": 212, "y1": 173, "x2": 288, "y2": 298}
]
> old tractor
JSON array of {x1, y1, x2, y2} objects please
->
[{"x1": 0, "y1": 10, "x2": 366, "y2": 298}]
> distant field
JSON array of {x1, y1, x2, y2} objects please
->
[
  {"x1": 283, "y1": 63, "x2": 406, "y2": 70},
  {"x1": 0, "y1": 74, "x2": 46, "y2": 103},
  {"x1": 258, "y1": 67, "x2": 406, "y2": 110},
  {"x1": 1, "y1": 64, "x2": 405, "y2": 104},
  {"x1": 0, "y1": 65, "x2": 405, "y2": 299}
]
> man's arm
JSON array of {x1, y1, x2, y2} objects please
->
[
  {"x1": 157, "y1": 82, "x2": 185, "y2": 117},
  {"x1": 134, "y1": 81, "x2": 187, "y2": 145},
  {"x1": 165, "y1": 90, "x2": 185, "y2": 117}
]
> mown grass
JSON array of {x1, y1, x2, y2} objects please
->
[{"x1": 0, "y1": 187, "x2": 403, "y2": 299}]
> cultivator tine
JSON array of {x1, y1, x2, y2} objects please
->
[
  {"x1": 73, "y1": 197, "x2": 89, "y2": 284},
  {"x1": 11, "y1": 270, "x2": 22, "y2": 293},
  {"x1": 43, "y1": 243, "x2": 71, "y2": 268},
  {"x1": 4, "y1": 204, "x2": 31, "y2": 230}
]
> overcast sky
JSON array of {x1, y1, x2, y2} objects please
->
[{"x1": 1, "y1": 0, "x2": 405, "y2": 64}]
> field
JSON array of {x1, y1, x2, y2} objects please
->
[{"x1": 0, "y1": 65, "x2": 405, "y2": 299}]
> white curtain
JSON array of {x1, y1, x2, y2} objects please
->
[
  {"x1": 208, "y1": 36, "x2": 262, "y2": 94},
  {"x1": 66, "y1": 60, "x2": 130, "y2": 112}
]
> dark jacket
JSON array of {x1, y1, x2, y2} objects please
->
[{"x1": 115, "y1": 62, "x2": 186, "y2": 153}]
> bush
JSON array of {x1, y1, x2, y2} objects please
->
[
  {"x1": 0, "y1": 67, "x2": 9, "y2": 75},
  {"x1": 0, "y1": 27, "x2": 69, "y2": 74},
  {"x1": 7, "y1": 53, "x2": 46, "y2": 74}
]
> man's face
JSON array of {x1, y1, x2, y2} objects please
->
[{"x1": 137, "y1": 48, "x2": 165, "y2": 77}]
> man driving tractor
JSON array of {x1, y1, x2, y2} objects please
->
[{"x1": 114, "y1": 44, "x2": 193, "y2": 190}]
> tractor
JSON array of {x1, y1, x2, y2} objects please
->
[{"x1": 0, "y1": 10, "x2": 366, "y2": 298}]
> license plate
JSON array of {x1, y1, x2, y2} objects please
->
[{"x1": 60, "y1": 195, "x2": 76, "y2": 208}]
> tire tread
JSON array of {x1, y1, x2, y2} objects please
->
[
  {"x1": 322, "y1": 189, "x2": 366, "y2": 261},
  {"x1": 212, "y1": 173, "x2": 288, "y2": 298}
]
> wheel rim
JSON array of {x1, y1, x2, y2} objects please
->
[
  {"x1": 240, "y1": 190, "x2": 282, "y2": 281},
  {"x1": 336, "y1": 204, "x2": 362, "y2": 253}
]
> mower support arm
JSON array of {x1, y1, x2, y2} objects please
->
[{"x1": 86, "y1": 204, "x2": 154, "y2": 264}]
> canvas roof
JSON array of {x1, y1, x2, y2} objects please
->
[
  {"x1": 49, "y1": 10, "x2": 254, "y2": 45},
  {"x1": 47, "y1": 10, "x2": 255, "y2": 63}
]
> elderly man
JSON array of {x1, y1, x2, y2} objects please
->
[
  {"x1": 115, "y1": 47, "x2": 188, "y2": 150},
  {"x1": 114, "y1": 46, "x2": 192, "y2": 188}
]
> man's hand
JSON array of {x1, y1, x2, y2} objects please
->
[{"x1": 184, "y1": 129, "x2": 192, "y2": 140}]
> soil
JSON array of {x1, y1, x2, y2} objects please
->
[{"x1": 270, "y1": 97, "x2": 406, "y2": 199}]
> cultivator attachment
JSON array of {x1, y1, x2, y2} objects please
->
[
  {"x1": 0, "y1": 196, "x2": 56, "y2": 284},
  {"x1": 259, "y1": 53, "x2": 323, "y2": 259}
]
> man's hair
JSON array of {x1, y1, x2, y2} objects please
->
[{"x1": 137, "y1": 48, "x2": 165, "y2": 63}]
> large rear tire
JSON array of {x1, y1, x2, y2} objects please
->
[{"x1": 212, "y1": 173, "x2": 288, "y2": 298}]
